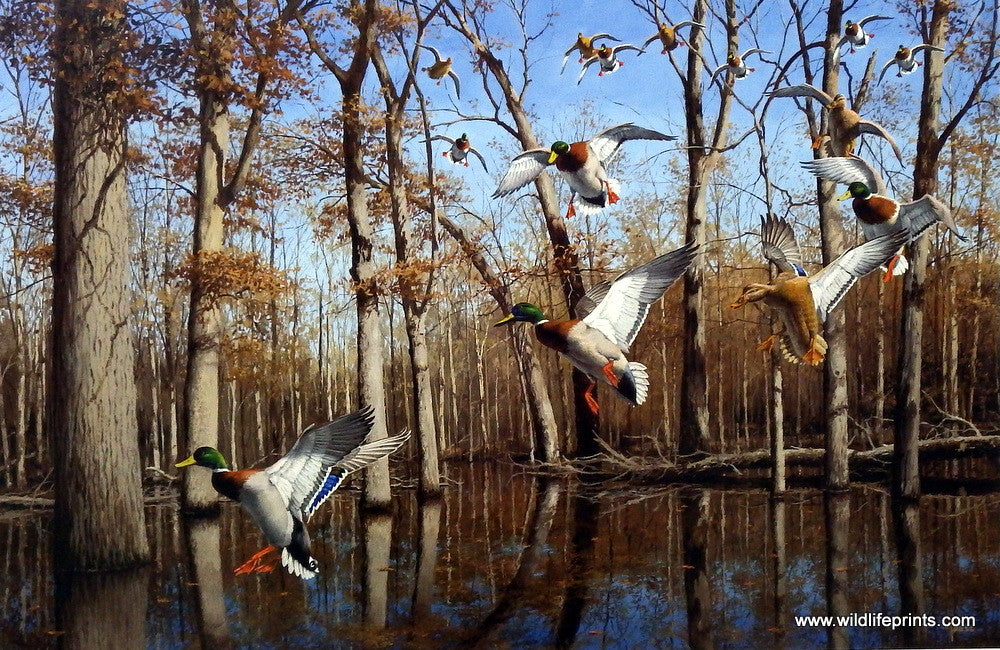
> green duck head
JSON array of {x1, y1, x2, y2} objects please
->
[
  {"x1": 547, "y1": 141, "x2": 570, "y2": 164},
  {"x1": 494, "y1": 302, "x2": 546, "y2": 326},
  {"x1": 176, "y1": 447, "x2": 229, "y2": 471},
  {"x1": 839, "y1": 181, "x2": 871, "y2": 201}
]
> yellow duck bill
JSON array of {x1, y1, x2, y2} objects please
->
[
  {"x1": 494, "y1": 314, "x2": 516, "y2": 327},
  {"x1": 175, "y1": 455, "x2": 196, "y2": 468}
]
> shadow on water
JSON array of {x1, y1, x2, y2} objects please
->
[{"x1": 2, "y1": 463, "x2": 999, "y2": 648}]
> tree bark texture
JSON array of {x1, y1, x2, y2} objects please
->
[
  {"x1": 819, "y1": 0, "x2": 849, "y2": 490},
  {"x1": 181, "y1": 0, "x2": 234, "y2": 513},
  {"x1": 50, "y1": 0, "x2": 150, "y2": 569},
  {"x1": 895, "y1": 1, "x2": 950, "y2": 500}
]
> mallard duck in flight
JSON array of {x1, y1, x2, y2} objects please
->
[
  {"x1": 577, "y1": 43, "x2": 644, "y2": 83},
  {"x1": 430, "y1": 133, "x2": 488, "y2": 172},
  {"x1": 878, "y1": 44, "x2": 945, "y2": 82},
  {"x1": 418, "y1": 44, "x2": 461, "y2": 99},
  {"x1": 837, "y1": 15, "x2": 891, "y2": 54},
  {"x1": 495, "y1": 242, "x2": 698, "y2": 414},
  {"x1": 731, "y1": 215, "x2": 907, "y2": 365},
  {"x1": 711, "y1": 48, "x2": 769, "y2": 84},
  {"x1": 561, "y1": 32, "x2": 620, "y2": 73},
  {"x1": 639, "y1": 20, "x2": 705, "y2": 54},
  {"x1": 801, "y1": 155, "x2": 963, "y2": 280},
  {"x1": 176, "y1": 408, "x2": 409, "y2": 579},
  {"x1": 492, "y1": 122, "x2": 676, "y2": 219},
  {"x1": 767, "y1": 84, "x2": 903, "y2": 163}
]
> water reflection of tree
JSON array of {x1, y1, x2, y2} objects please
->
[
  {"x1": 681, "y1": 489, "x2": 713, "y2": 650},
  {"x1": 54, "y1": 567, "x2": 149, "y2": 648},
  {"x1": 894, "y1": 497, "x2": 926, "y2": 646},
  {"x1": 362, "y1": 511, "x2": 393, "y2": 627},
  {"x1": 411, "y1": 499, "x2": 442, "y2": 619},
  {"x1": 462, "y1": 478, "x2": 561, "y2": 647},
  {"x1": 183, "y1": 515, "x2": 233, "y2": 649},
  {"x1": 554, "y1": 486, "x2": 601, "y2": 648},
  {"x1": 824, "y1": 492, "x2": 850, "y2": 650}
]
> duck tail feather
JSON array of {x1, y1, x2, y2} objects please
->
[{"x1": 282, "y1": 517, "x2": 318, "y2": 580}]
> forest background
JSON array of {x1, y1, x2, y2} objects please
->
[{"x1": 0, "y1": 0, "x2": 997, "y2": 516}]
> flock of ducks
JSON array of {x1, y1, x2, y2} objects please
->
[{"x1": 174, "y1": 17, "x2": 959, "y2": 582}]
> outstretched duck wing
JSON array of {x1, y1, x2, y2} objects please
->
[
  {"x1": 265, "y1": 407, "x2": 404, "y2": 519},
  {"x1": 809, "y1": 231, "x2": 908, "y2": 321},
  {"x1": 588, "y1": 122, "x2": 676, "y2": 165},
  {"x1": 581, "y1": 242, "x2": 698, "y2": 350},
  {"x1": 759, "y1": 215, "x2": 806, "y2": 276},
  {"x1": 492, "y1": 149, "x2": 551, "y2": 198},
  {"x1": 800, "y1": 156, "x2": 887, "y2": 195}
]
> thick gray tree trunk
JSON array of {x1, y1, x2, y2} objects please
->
[{"x1": 50, "y1": 0, "x2": 149, "y2": 569}]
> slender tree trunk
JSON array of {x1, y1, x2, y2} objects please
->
[
  {"x1": 896, "y1": 0, "x2": 950, "y2": 500},
  {"x1": 50, "y1": 0, "x2": 149, "y2": 569},
  {"x1": 819, "y1": 0, "x2": 849, "y2": 490},
  {"x1": 180, "y1": 0, "x2": 234, "y2": 513}
]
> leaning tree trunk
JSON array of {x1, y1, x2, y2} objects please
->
[
  {"x1": 50, "y1": 0, "x2": 149, "y2": 569},
  {"x1": 896, "y1": 0, "x2": 950, "y2": 500}
]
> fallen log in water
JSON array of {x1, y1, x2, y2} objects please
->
[{"x1": 560, "y1": 434, "x2": 1000, "y2": 485}]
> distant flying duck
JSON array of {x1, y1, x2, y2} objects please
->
[
  {"x1": 577, "y1": 43, "x2": 644, "y2": 83},
  {"x1": 639, "y1": 20, "x2": 705, "y2": 54},
  {"x1": 561, "y1": 32, "x2": 620, "y2": 73},
  {"x1": 430, "y1": 133, "x2": 489, "y2": 172},
  {"x1": 418, "y1": 44, "x2": 461, "y2": 99}
]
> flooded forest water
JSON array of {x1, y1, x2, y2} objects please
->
[{"x1": 1, "y1": 463, "x2": 998, "y2": 648}]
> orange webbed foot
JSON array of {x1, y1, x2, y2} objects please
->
[
  {"x1": 601, "y1": 361, "x2": 619, "y2": 387},
  {"x1": 584, "y1": 383, "x2": 600, "y2": 415},
  {"x1": 234, "y1": 546, "x2": 277, "y2": 576},
  {"x1": 803, "y1": 339, "x2": 825, "y2": 366},
  {"x1": 756, "y1": 334, "x2": 778, "y2": 353},
  {"x1": 882, "y1": 255, "x2": 901, "y2": 283},
  {"x1": 606, "y1": 182, "x2": 619, "y2": 204},
  {"x1": 565, "y1": 202, "x2": 576, "y2": 219}
]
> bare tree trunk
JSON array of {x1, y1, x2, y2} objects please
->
[
  {"x1": 50, "y1": 0, "x2": 149, "y2": 569},
  {"x1": 180, "y1": 0, "x2": 234, "y2": 513},
  {"x1": 896, "y1": 0, "x2": 950, "y2": 500},
  {"x1": 438, "y1": 214, "x2": 559, "y2": 461},
  {"x1": 370, "y1": 39, "x2": 442, "y2": 498},
  {"x1": 679, "y1": 0, "x2": 736, "y2": 455},
  {"x1": 818, "y1": 0, "x2": 849, "y2": 490}
]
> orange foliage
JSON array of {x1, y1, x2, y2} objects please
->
[{"x1": 170, "y1": 248, "x2": 290, "y2": 308}]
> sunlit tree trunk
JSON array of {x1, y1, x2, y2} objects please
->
[
  {"x1": 50, "y1": 0, "x2": 149, "y2": 569},
  {"x1": 679, "y1": 0, "x2": 735, "y2": 456},
  {"x1": 180, "y1": 0, "x2": 234, "y2": 512}
]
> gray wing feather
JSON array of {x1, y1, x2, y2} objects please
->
[
  {"x1": 588, "y1": 122, "x2": 676, "y2": 165},
  {"x1": 614, "y1": 44, "x2": 644, "y2": 55},
  {"x1": 911, "y1": 44, "x2": 944, "y2": 55},
  {"x1": 857, "y1": 14, "x2": 891, "y2": 27},
  {"x1": 899, "y1": 195, "x2": 962, "y2": 240},
  {"x1": 418, "y1": 43, "x2": 444, "y2": 63},
  {"x1": 264, "y1": 406, "x2": 377, "y2": 517},
  {"x1": 577, "y1": 57, "x2": 598, "y2": 84},
  {"x1": 877, "y1": 58, "x2": 896, "y2": 84},
  {"x1": 447, "y1": 70, "x2": 461, "y2": 100},
  {"x1": 468, "y1": 146, "x2": 489, "y2": 173},
  {"x1": 799, "y1": 157, "x2": 886, "y2": 195},
  {"x1": 809, "y1": 231, "x2": 909, "y2": 321},
  {"x1": 492, "y1": 149, "x2": 550, "y2": 198},
  {"x1": 742, "y1": 48, "x2": 770, "y2": 58},
  {"x1": 759, "y1": 215, "x2": 803, "y2": 274},
  {"x1": 582, "y1": 242, "x2": 698, "y2": 350},
  {"x1": 767, "y1": 83, "x2": 834, "y2": 104},
  {"x1": 856, "y1": 120, "x2": 903, "y2": 163},
  {"x1": 429, "y1": 135, "x2": 455, "y2": 145}
]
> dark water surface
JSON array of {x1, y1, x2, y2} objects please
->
[{"x1": 1, "y1": 463, "x2": 998, "y2": 648}]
